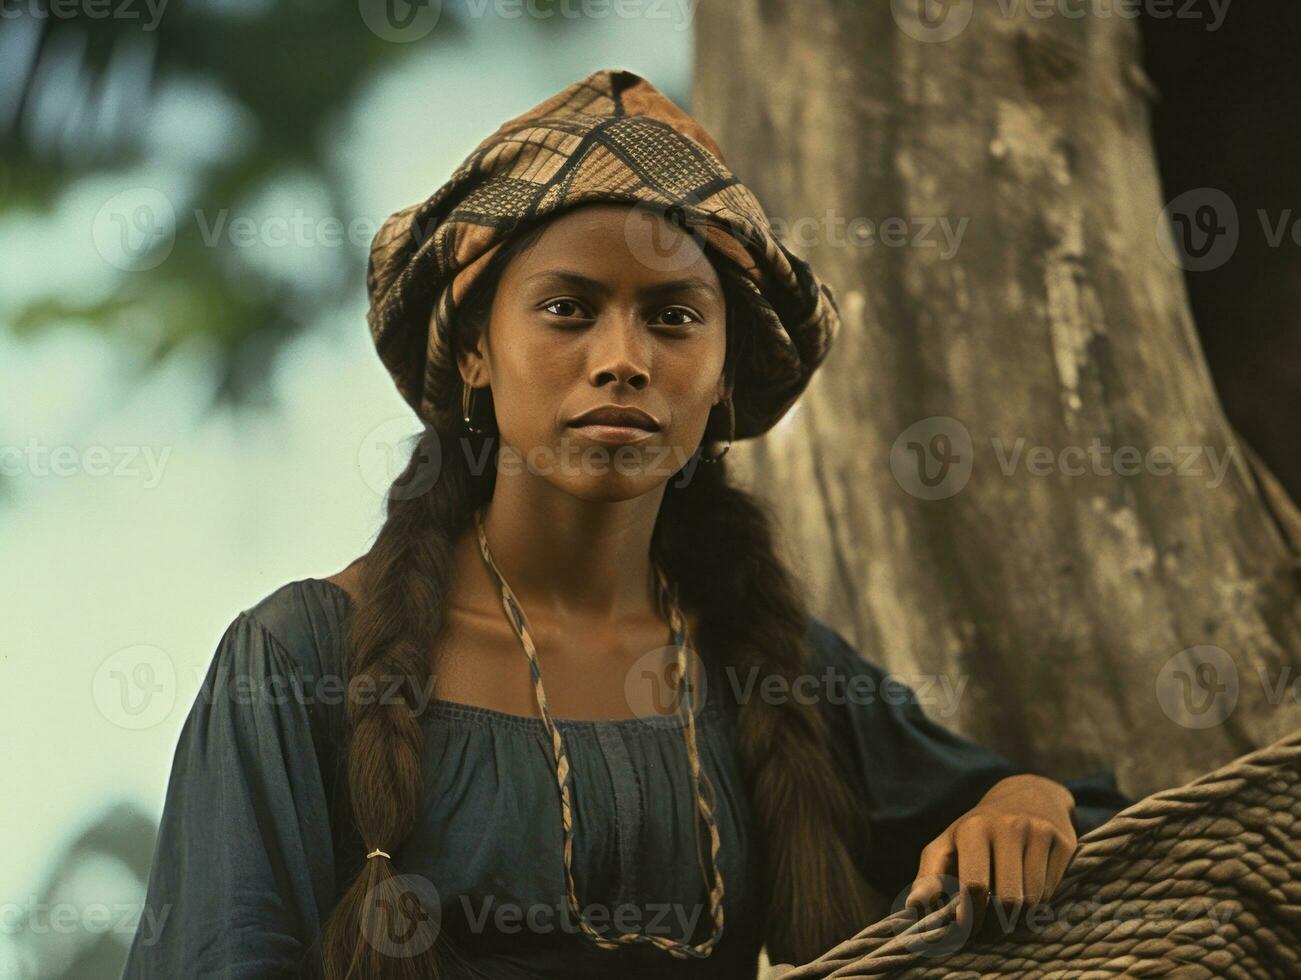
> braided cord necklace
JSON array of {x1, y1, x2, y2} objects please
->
[{"x1": 471, "y1": 506, "x2": 725, "y2": 958}]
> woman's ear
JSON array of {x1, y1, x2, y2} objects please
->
[{"x1": 457, "y1": 343, "x2": 488, "y2": 389}]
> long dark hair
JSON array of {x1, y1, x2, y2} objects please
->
[{"x1": 318, "y1": 207, "x2": 882, "y2": 978}]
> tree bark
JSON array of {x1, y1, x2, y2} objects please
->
[{"x1": 694, "y1": 0, "x2": 1301, "y2": 798}]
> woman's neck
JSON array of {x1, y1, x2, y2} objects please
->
[{"x1": 467, "y1": 480, "x2": 668, "y2": 623}]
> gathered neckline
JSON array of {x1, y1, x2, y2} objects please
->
[{"x1": 303, "y1": 576, "x2": 725, "y2": 733}]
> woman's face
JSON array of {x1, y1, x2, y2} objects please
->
[{"x1": 460, "y1": 202, "x2": 729, "y2": 501}]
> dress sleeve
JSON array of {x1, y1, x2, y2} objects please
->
[
  {"x1": 804, "y1": 617, "x2": 1134, "y2": 901},
  {"x1": 120, "y1": 611, "x2": 338, "y2": 980}
]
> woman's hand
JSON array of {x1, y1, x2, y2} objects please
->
[{"x1": 903, "y1": 774, "x2": 1077, "y2": 934}]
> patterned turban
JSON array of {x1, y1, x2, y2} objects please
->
[{"x1": 364, "y1": 67, "x2": 841, "y2": 441}]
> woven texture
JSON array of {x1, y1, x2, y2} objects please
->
[
  {"x1": 777, "y1": 730, "x2": 1301, "y2": 979},
  {"x1": 364, "y1": 67, "x2": 841, "y2": 440}
]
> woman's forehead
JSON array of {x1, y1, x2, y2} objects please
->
[{"x1": 511, "y1": 206, "x2": 719, "y2": 286}]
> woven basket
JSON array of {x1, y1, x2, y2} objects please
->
[{"x1": 772, "y1": 730, "x2": 1301, "y2": 979}]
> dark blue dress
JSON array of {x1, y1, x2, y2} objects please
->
[{"x1": 119, "y1": 577, "x2": 1131, "y2": 979}]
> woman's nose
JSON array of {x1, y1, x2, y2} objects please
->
[{"x1": 586, "y1": 313, "x2": 651, "y2": 389}]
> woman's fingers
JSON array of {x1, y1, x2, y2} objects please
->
[
  {"x1": 904, "y1": 833, "x2": 955, "y2": 910},
  {"x1": 1021, "y1": 826, "x2": 1051, "y2": 906},
  {"x1": 906, "y1": 811, "x2": 1076, "y2": 938},
  {"x1": 988, "y1": 818, "x2": 1026, "y2": 932},
  {"x1": 1044, "y1": 827, "x2": 1076, "y2": 898},
  {"x1": 954, "y1": 818, "x2": 992, "y2": 932}
]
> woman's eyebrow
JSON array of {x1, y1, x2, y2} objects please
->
[{"x1": 522, "y1": 270, "x2": 720, "y2": 299}]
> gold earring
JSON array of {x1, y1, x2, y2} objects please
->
[{"x1": 462, "y1": 382, "x2": 487, "y2": 434}]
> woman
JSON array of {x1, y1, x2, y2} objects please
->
[{"x1": 120, "y1": 69, "x2": 1131, "y2": 980}]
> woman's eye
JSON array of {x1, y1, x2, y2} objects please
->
[
  {"x1": 542, "y1": 299, "x2": 587, "y2": 319},
  {"x1": 541, "y1": 301, "x2": 698, "y2": 327},
  {"x1": 656, "y1": 308, "x2": 698, "y2": 327}
]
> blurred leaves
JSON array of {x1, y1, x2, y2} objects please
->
[
  {"x1": 0, "y1": 0, "x2": 479, "y2": 412},
  {"x1": 1, "y1": 802, "x2": 159, "y2": 980}
]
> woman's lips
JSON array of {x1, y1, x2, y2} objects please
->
[{"x1": 567, "y1": 423, "x2": 657, "y2": 445}]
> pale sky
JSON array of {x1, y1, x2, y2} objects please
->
[{"x1": 0, "y1": 10, "x2": 691, "y2": 974}]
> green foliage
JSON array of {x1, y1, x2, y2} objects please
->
[{"x1": 1, "y1": 0, "x2": 473, "y2": 411}]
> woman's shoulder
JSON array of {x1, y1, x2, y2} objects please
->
[
  {"x1": 235, "y1": 562, "x2": 358, "y2": 688},
  {"x1": 802, "y1": 612, "x2": 880, "y2": 676}
]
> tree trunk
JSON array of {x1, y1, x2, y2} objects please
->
[{"x1": 694, "y1": 0, "x2": 1301, "y2": 798}]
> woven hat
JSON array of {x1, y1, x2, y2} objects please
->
[{"x1": 364, "y1": 67, "x2": 842, "y2": 441}]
